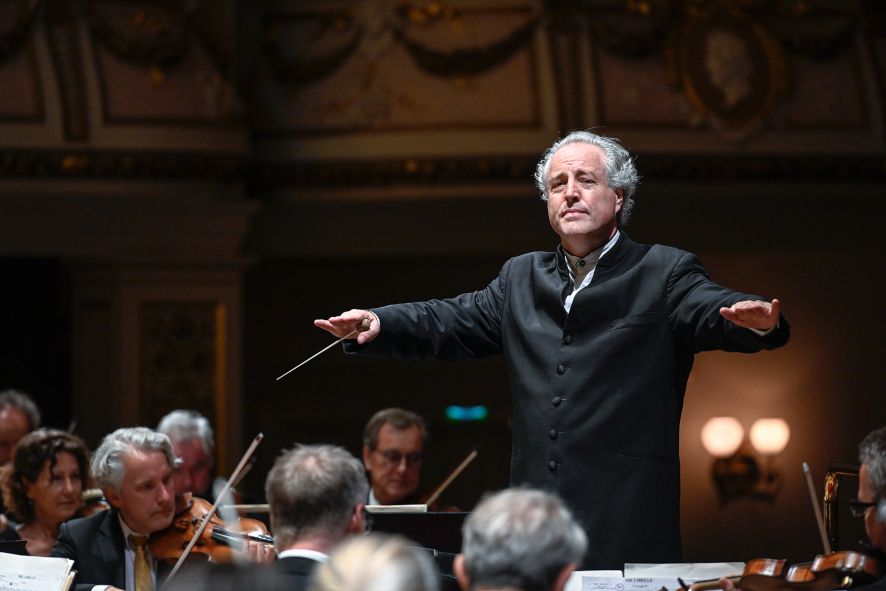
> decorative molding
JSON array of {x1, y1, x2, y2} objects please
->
[
  {"x1": 139, "y1": 301, "x2": 222, "y2": 429},
  {"x1": 580, "y1": 0, "x2": 861, "y2": 136},
  {"x1": 545, "y1": 0, "x2": 585, "y2": 130},
  {"x1": 85, "y1": 0, "x2": 238, "y2": 125},
  {"x1": 263, "y1": 4, "x2": 539, "y2": 87},
  {"x1": 0, "y1": 0, "x2": 44, "y2": 66},
  {"x1": 0, "y1": 148, "x2": 246, "y2": 179},
  {"x1": 0, "y1": 149, "x2": 883, "y2": 183},
  {"x1": 44, "y1": 0, "x2": 89, "y2": 140},
  {"x1": 665, "y1": 4, "x2": 789, "y2": 136},
  {"x1": 84, "y1": 0, "x2": 189, "y2": 68},
  {"x1": 394, "y1": 16, "x2": 538, "y2": 78},
  {"x1": 637, "y1": 152, "x2": 886, "y2": 182},
  {"x1": 259, "y1": 153, "x2": 886, "y2": 187},
  {"x1": 83, "y1": 0, "x2": 230, "y2": 72},
  {"x1": 578, "y1": 0, "x2": 857, "y2": 59}
]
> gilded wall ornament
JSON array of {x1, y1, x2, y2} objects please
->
[{"x1": 665, "y1": 4, "x2": 789, "y2": 136}]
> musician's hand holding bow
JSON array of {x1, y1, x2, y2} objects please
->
[
  {"x1": 241, "y1": 538, "x2": 277, "y2": 564},
  {"x1": 314, "y1": 310, "x2": 379, "y2": 345}
]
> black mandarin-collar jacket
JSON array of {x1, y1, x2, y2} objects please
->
[{"x1": 350, "y1": 234, "x2": 790, "y2": 569}]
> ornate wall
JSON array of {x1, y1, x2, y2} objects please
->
[{"x1": 0, "y1": 0, "x2": 884, "y2": 563}]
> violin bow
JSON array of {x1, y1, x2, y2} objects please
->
[
  {"x1": 424, "y1": 449, "x2": 479, "y2": 508},
  {"x1": 802, "y1": 462, "x2": 833, "y2": 555},
  {"x1": 164, "y1": 432, "x2": 264, "y2": 584}
]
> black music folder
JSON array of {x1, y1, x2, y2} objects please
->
[{"x1": 364, "y1": 508, "x2": 468, "y2": 554}]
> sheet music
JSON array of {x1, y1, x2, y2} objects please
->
[
  {"x1": 0, "y1": 553, "x2": 75, "y2": 591},
  {"x1": 624, "y1": 562, "x2": 745, "y2": 591},
  {"x1": 564, "y1": 570, "x2": 625, "y2": 591}
]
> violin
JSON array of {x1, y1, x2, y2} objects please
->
[
  {"x1": 163, "y1": 433, "x2": 270, "y2": 583},
  {"x1": 679, "y1": 551, "x2": 881, "y2": 591},
  {"x1": 679, "y1": 557, "x2": 786, "y2": 591},
  {"x1": 150, "y1": 495, "x2": 273, "y2": 563}
]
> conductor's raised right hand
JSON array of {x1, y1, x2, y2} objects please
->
[{"x1": 314, "y1": 309, "x2": 379, "y2": 345}]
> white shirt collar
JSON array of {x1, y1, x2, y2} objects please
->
[
  {"x1": 563, "y1": 230, "x2": 620, "y2": 276},
  {"x1": 562, "y1": 231, "x2": 620, "y2": 313}
]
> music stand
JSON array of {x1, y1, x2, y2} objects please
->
[{"x1": 364, "y1": 509, "x2": 467, "y2": 554}]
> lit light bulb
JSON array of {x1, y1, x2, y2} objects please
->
[
  {"x1": 700, "y1": 417, "x2": 744, "y2": 458},
  {"x1": 749, "y1": 418, "x2": 790, "y2": 456}
]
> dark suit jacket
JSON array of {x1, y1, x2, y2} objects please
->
[
  {"x1": 349, "y1": 235, "x2": 790, "y2": 569},
  {"x1": 275, "y1": 555, "x2": 322, "y2": 591},
  {"x1": 50, "y1": 509, "x2": 127, "y2": 590}
]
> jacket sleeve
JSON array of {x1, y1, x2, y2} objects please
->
[
  {"x1": 665, "y1": 251, "x2": 790, "y2": 353},
  {"x1": 345, "y1": 260, "x2": 509, "y2": 361},
  {"x1": 49, "y1": 520, "x2": 77, "y2": 561},
  {"x1": 49, "y1": 522, "x2": 92, "y2": 591}
]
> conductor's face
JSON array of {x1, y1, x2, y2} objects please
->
[
  {"x1": 106, "y1": 448, "x2": 175, "y2": 534},
  {"x1": 363, "y1": 423, "x2": 423, "y2": 505},
  {"x1": 546, "y1": 142, "x2": 622, "y2": 255}
]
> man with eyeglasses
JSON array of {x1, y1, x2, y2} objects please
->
[
  {"x1": 362, "y1": 408, "x2": 426, "y2": 506},
  {"x1": 852, "y1": 425, "x2": 886, "y2": 590}
]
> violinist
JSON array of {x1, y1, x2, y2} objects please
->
[
  {"x1": 157, "y1": 410, "x2": 216, "y2": 500},
  {"x1": 362, "y1": 408, "x2": 426, "y2": 506},
  {"x1": 50, "y1": 427, "x2": 177, "y2": 591},
  {"x1": 265, "y1": 444, "x2": 369, "y2": 591},
  {"x1": 718, "y1": 425, "x2": 886, "y2": 591},
  {"x1": 855, "y1": 426, "x2": 886, "y2": 590},
  {"x1": 0, "y1": 429, "x2": 90, "y2": 556}
]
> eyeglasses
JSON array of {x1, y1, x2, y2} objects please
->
[
  {"x1": 849, "y1": 499, "x2": 879, "y2": 517},
  {"x1": 374, "y1": 449, "x2": 423, "y2": 467}
]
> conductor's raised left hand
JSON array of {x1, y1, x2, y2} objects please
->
[{"x1": 719, "y1": 298, "x2": 781, "y2": 331}]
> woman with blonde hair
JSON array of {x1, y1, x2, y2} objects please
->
[{"x1": 310, "y1": 533, "x2": 440, "y2": 591}]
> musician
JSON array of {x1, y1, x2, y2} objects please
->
[
  {"x1": 50, "y1": 427, "x2": 176, "y2": 591},
  {"x1": 0, "y1": 429, "x2": 90, "y2": 556},
  {"x1": 265, "y1": 443, "x2": 368, "y2": 591},
  {"x1": 0, "y1": 389, "x2": 42, "y2": 527},
  {"x1": 719, "y1": 425, "x2": 886, "y2": 591},
  {"x1": 362, "y1": 408, "x2": 426, "y2": 505},
  {"x1": 454, "y1": 488, "x2": 587, "y2": 591},
  {"x1": 315, "y1": 130, "x2": 789, "y2": 568},
  {"x1": 157, "y1": 410, "x2": 215, "y2": 500},
  {"x1": 0, "y1": 388, "x2": 41, "y2": 466},
  {"x1": 856, "y1": 426, "x2": 886, "y2": 588}
]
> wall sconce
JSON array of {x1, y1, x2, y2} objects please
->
[{"x1": 701, "y1": 417, "x2": 790, "y2": 504}]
